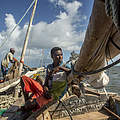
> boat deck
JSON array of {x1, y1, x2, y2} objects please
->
[
  {"x1": 0, "y1": 97, "x2": 25, "y2": 120},
  {"x1": 56, "y1": 110, "x2": 110, "y2": 120},
  {"x1": 35, "y1": 109, "x2": 111, "y2": 120},
  {"x1": 0, "y1": 88, "x2": 119, "y2": 120}
]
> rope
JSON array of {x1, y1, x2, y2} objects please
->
[
  {"x1": 51, "y1": 100, "x2": 73, "y2": 120},
  {"x1": 103, "y1": 87, "x2": 109, "y2": 99},
  {"x1": 105, "y1": 42, "x2": 114, "y2": 63},
  {"x1": 110, "y1": 37, "x2": 120, "y2": 51},
  {"x1": 73, "y1": 24, "x2": 120, "y2": 77},
  {"x1": 0, "y1": 0, "x2": 36, "y2": 49},
  {"x1": 72, "y1": 57, "x2": 120, "y2": 78},
  {"x1": 69, "y1": 53, "x2": 120, "y2": 78},
  {"x1": 76, "y1": 37, "x2": 120, "y2": 77},
  {"x1": 51, "y1": 101, "x2": 61, "y2": 117}
]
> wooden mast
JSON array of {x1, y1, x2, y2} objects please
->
[{"x1": 19, "y1": 0, "x2": 38, "y2": 76}]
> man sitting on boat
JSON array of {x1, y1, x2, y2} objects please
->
[
  {"x1": 44, "y1": 47, "x2": 71, "y2": 100},
  {"x1": 20, "y1": 47, "x2": 71, "y2": 112},
  {"x1": 1, "y1": 48, "x2": 17, "y2": 81}
]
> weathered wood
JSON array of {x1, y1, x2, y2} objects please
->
[
  {"x1": 103, "y1": 106, "x2": 120, "y2": 120},
  {"x1": 36, "y1": 110, "x2": 51, "y2": 120},
  {"x1": 0, "y1": 78, "x2": 20, "y2": 92},
  {"x1": 113, "y1": 96, "x2": 120, "y2": 102},
  {"x1": 56, "y1": 111, "x2": 110, "y2": 120},
  {"x1": 111, "y1": 96, "x2": 120, "y2": 117},
  {"x1": 0, "y1": 97, "x2": 25, "y2": 120},
  {"x1": 1, "y1": 88, "x2": 120, "y2": 120},
  {"x1": 0, "y1": 67, "x2": 45, "y2": 92}
]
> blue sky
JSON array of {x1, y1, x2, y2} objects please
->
[
  {"x1": 0, "y1": 0, "x2": 93, "y2": 31},
  {"x1": 0, "y1": 0, "x2": 94, "y2": 67}
]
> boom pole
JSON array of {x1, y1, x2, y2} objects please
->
[{"x1": 19, "y1": 0, "x2": 38, "y2": 76}]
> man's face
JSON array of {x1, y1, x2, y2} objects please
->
[
  {"x1": 11, "y1": 50, "x2": 15, "y2": 55},
  {"x1": 53, "y1": 50, "x2": 63, "y2": 65}
]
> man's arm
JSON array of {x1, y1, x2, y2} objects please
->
[
  {"x1": 8, "y1": 53, "x2": 15, "y2": 63},
  {"x1": 44, "y1": 67, "x2": 53, "y2": 88},
  {"x1": 44, "y1": 73, "x2": 51, "y2": 93},
  {"x1": 44, "y1": 75, "x2": 49, "y2": 88},
  {"x1": 59, "y1": 66, "x2": 71, "y2": 72},
  {"x1": 13, "y1": 57, "x2": 18, "y2": 62},
  {"x1": 51, "y1": 66, "x2": 71, "y2": 74}
]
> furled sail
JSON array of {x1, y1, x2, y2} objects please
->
[{"x1": 68, "y1": 0, "x2": 120, "y2": 88}]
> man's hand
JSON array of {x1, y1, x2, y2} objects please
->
[
  {"x1": 52, "y1": 66, "x2": 60, "y2": 74},
  {"x1": 43, "y1": 86, "x2": 49, "y2": 92},
  {"x1": 43, "y1": 86, "x2": 52, "y2": 99},
  {"x1": 13, "y1": 58, "x2": 18, "y2": 62},
  {"x1": 51, "y1": 66, "x2": 71, "y2": 74},
  {"x1": 47, "y1": 66, "x2": 60, "y2": 75},
  {"x1": 59, "y1": 66, "x2": 71, "y2": 72}
]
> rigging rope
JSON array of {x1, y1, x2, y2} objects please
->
[
  {"x1": 72, "y1": 23, "x2": 120, "y2": 77},
  {"x1": 110, "y1": 37, "x2": 120, "y2": 51},
  {"x1": 105, "y1": 38, "x2": 114, "y2": 63},
  {"x1": 75, "y1": 37, "x2": 120, "y2": 77},
  {"x1": 0, "y1": 0, "x2": 36, "y2": 49},
  {"x1": 76, "y1": 58, "x2": 120, "y2": 77},
  {"x1": 51, "y1": 100, "x2": 73, "y2": 120}
]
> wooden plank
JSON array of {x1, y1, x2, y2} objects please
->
[
  {"x1": 0, "y1": 97, "x2": 25, "y2": 120},
  {"x1": 36, "y1": 110, "x2": 51, "y2": 120},
  {"x1": 112, "y1": 96, "x2": 120, "y2": 117},
  {"x1": 56, "y1": 111, "x2": 110, "y2": 120},
  {"x1": 113, "y1": 96, "x2": 120, "y2": 102},
  {"x1": 0, "y1": 67, "x2": 44, "y2": 92}
]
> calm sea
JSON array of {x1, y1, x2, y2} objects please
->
[
  {"x1": 106, "y1": 66, "x2": 120, "y2": 95},
  {"x1": 0, "y1": 66, "x2": 120, "y2": 94}
]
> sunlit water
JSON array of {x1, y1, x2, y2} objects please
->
[{"x1": 106, "y1": 66, "x2": 120, "y2": 95}]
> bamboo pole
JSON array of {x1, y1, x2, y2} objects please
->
[{"x1": 19, "y1": 0, "x2": 38, "y2": 76}]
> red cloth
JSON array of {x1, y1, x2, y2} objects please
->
[
  {"x1": 22, "y1": 75, "x2": 53, "y2": 109},
  {"x1": 13, "y1": 57, "x2": 18, "y2": 62},
  {"x1": 36, "y1": 96, "x2": 53, "y2": 108},
  {"x1": 22, "y1": 75, "x2": 44, "y2": 98}
]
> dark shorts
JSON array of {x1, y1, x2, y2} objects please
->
[{"x1": 1, "y1": 64, "x2": 8, "y2": 76}]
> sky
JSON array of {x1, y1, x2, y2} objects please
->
[{"x1": 0, "y1": 0, "x2": 94, "y2": 67}]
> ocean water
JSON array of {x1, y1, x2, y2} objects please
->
[
  {"x1": 106, "y1": 66, "x2": 120, "y2": 95},
  {"x1": 0, "y1": 66, "x2": 120, "y2": 94}
]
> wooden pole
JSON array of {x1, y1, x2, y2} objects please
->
[
  {"x1": 19, "y1": 0, "x2": 38, "y2": 76},
  {"x1": 103, "y1": 106, "x2": 120, "y2": 120}
]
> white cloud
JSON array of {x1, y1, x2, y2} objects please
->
[
  {"x1": 0, "y1": 0, "x2": 86, "y2": 67},
  {"x1": 61, "y1": 1, "x2": 82, "y2": 16},
  {"x1": 5, "y1": 14, "x2": 16, "y2": 31},
  {"x1": 56, "y1": 12, "x2": 67, "y2": 19}
]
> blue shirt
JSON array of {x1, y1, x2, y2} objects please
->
[
  {"x1": 44, "y1": 61, "x2": 70, "y2": 89},
  {"x1": 44, "y1": 61, "x2": 71, "y2": 99}
]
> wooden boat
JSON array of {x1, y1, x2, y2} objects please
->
[
  {"x1": 0, "y1": 66, "x2": 45, "y2": 109},
  {"x1": 1, "y1": 0, "x2": 120, "y2": 120},
  {"x1": 26, "y1": 88, "x2": 120, "y2": 120},
  {"x1": 1, "y1": 84, "x2": 120, "y2": 120},
  {"x1": 27, "y1": 0, "x2": 120, "y2": 119},
  {"x1": 0, "y1": 0, "x2": 42, "y2": 111}
]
